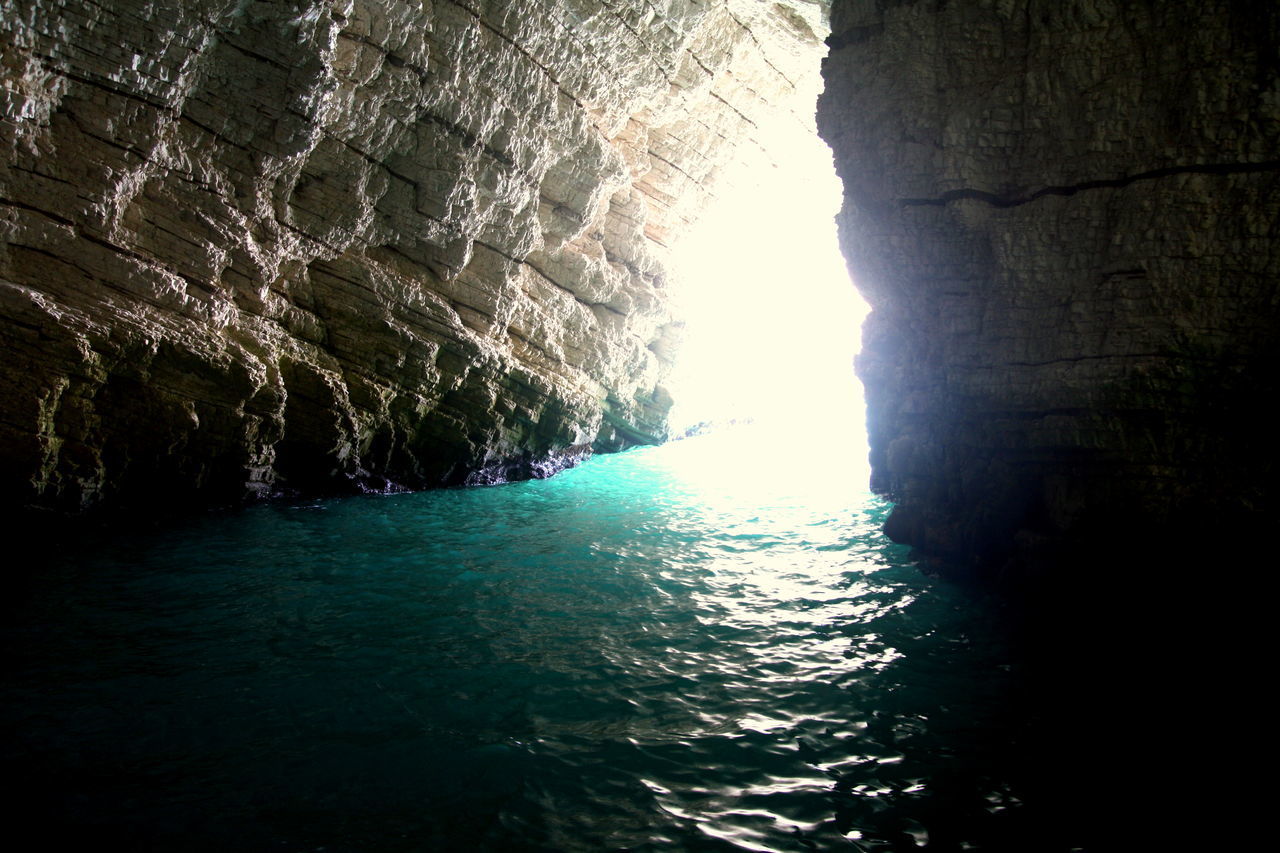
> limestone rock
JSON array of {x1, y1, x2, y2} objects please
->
[
  {"x1": 819, "y1": 0, "x2": 1280, "y2": 573},
  {"x1": 1, "y1": 0, "x2": 826, "y2": 513}
]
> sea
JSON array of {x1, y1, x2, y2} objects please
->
[{"x1": 2, "y1": 423, "x2": 1094, "y2": 851}]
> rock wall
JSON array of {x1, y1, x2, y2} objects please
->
[
  {"x1": 1, "y1": 0, "x2": 826, "y2": 514},
  {"x1": 819, "y1": 0, "x2": 1280, "y2": 574}
]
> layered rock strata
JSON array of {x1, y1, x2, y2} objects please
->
[
  {"x1": 1, "y1": 0, "x2": 826, "y2": 513},
  {"x1": 819, "y1": 0, "x2": 1280, "y2": 574}
]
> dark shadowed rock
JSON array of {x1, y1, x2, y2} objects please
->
[{"x1": 819, "y1": 0, "x2": 1280, "y2": 578}]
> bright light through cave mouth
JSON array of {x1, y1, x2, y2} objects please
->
[{"x1": 666, "y1": 125, "x2": 870, "y2": 456}]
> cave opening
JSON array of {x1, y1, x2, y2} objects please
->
[{"x1": 665, "y1": 122, "x2": 869, "y2": 461}]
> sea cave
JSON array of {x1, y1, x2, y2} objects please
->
[{"x1": 2, "y1": 1, "x2": 1276, "y2": 849}]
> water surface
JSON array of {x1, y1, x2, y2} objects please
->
[{"x1": 3, "y1": 428, "x2": 1027, "y2": 851}]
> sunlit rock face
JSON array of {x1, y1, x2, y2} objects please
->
[
  {"x1": 1, "y1": 0, "x2": 825, "y2": 512},
  {"x1": 819, "y1": 1, "x2": 1280, "y2": 573}
]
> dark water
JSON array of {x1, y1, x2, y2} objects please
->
[{"x1": 3, "y1": 429, "x2": 1042, "y2": 851}]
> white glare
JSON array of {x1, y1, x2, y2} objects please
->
[{"x1": 666, "y1": 123, "x2": 869, "y2": 452}]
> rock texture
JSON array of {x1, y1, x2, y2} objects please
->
[
  {"x1": 819, "y1": 1, "x2": 1280, "y2": 574},
  {"x1": 1, "y1": 0, "x2": 827, "y2": 514}
]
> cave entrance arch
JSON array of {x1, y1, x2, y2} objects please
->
[{"x1": 666, "y1": 125, "x2": 869, "y2": 456}]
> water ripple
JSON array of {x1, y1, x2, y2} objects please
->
[{"x1": 2, "y1": 428, "x2": 1020, "y2": 851}]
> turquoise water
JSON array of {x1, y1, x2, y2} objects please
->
[{"x1": 2, "y1": 428, "x2": 1027, "y2": 851}]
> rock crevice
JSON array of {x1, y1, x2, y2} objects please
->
[{"x1": 901, "y1": 158, "x2": 1280, "y2": 208}]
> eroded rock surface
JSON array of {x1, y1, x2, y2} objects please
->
[
  {"x1": 820, "y1": 0, "x2": 1280, "y2": 574},
  {"x1": 1, "y1": 0, "x2": 826, "y2": 513}
]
